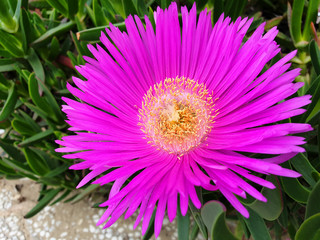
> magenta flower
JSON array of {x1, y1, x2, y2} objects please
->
[{"x1": 56, "y1": 2, "x2": 312, "y2": 237}]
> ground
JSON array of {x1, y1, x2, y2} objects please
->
[{"x1": 0, "y1": 178, "x2": 178, "y2": 240}]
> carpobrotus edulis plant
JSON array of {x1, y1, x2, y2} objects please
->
[{"x1": 56, "y1": 2, "x2": 311, "y2": 237}]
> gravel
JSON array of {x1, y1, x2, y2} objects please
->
[{"x1": 0, "y1": 178, "x2": 180, "y2": 240}]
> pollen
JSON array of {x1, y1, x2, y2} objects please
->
[{"x1": 138, "y1": 77, "x2": 218, "y2": 156}]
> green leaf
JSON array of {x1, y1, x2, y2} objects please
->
[
  {"x1": 306, "y1": 180, "x2": 320, "y2": 219},
  {"x1": 177, "y1": 207, "x2": 190, "y2": 240},
  {"x1": 280, "y1": 162, "x2": 310, "y2": 203},
  {"x1": 84, "y1": 4, "x2": 95, "y2": 25},
  {"x1": 50, "y1": 189, "x2": 71, "y2": 206},
  {"x1": 26, "y1": 48, "x2": 45, "y2": 82},
  {"x1": 190, "y1": 222, "x2": 200, "y2": 240},
  {"x1": 19, "y1": 9, "x2": 31, "y2": 53},
  {"x1": 28, "y1": 73, "x2": 64, "y2": 123},
  {"x1": 0, "y1": 64, "x2": 16, "y2": 72},
  {"x1": 28, "y1": 73, "x2": 50, "y2": 117},
  {"x1": 278, "y1": 197, "x2": 289, "y2": 228},
  {"x1": 248, "y1": 18, "x2": 264, "y2": 33},
  {"x1": 24, "y1": 188, "x2": 62, "y2": 218},
  {"x1": 31, "y1": 21, "x2": 75, "y2": 47},
  {"x1": 201, "y1": 201, "x2": 237, "y2": 240},
  {"x1": 227, "y1": 0, "x2": 247, "y2": 21},
  {"x1": 29, "y1": 0, "x2": 52, "y2": 9},
  {"x1": 0, "y1": 30, "x2": 24, "y2": 57},
  {"x1": 48, "y1": 37, "x2": 60, "y2": 60},
  {"x1": 67, "y1": 0, "x2": 78, "y2": 19},
  {"x1": 201, "y1": 200, "x2": 225, "y2": 231},
  {"x1": 43, "y1": 163, "x2": 70, "y2": 178},
  {"x1": 160, "y1": 0, "x2": 171, "y2": 9},
  {"x1": 190, "y1": 203, "x2": 208, "y2": 239},
  {"x1": 299, "y1": 74, "x2": 320, "y2": 122},
  {"x1": 192, "y1": 0, "x2": 210, "y2": 10},
  {"x1": 288, "y1": 0, "x2": 303, "y2": 45},
  {"x1": 310, "y1": 40, "x2": 320, "y2": 76},
  {"x1": 93, "y1": 0, "x2": 108, "y2": 26},
  {"x1": 148, "y1": 7, "x2": 155, "y2": 30},
  {"x1": 36, "y1": 76, "x2": 64, "y2": 123},
  {"x1": 0, "y1": 59, "x2": 16, "y2": 71},
  {"x1": 40, "y1": 176, "x2": 63, "y2": 186},
  {"x1": 17, "y1": 110, "x2": 41, "y2": 134},
  {"x1": 242, "y1": 207, "x2": 272, "y2": 240},
  {"x1": 12, "y1": 119, "x2": 38, "y2": 136},
  {"x1": 46, "y1": 0, "x2": 67, "y2": 16},
  {"x1": 265, "y1": 15, "x2": 284, "y2": 31},
  {"x1": 0, "y1": 0, "x2": 20, "y2": 33},
  {"x1": 23, "y1": 147, "x2": 50, "y2": 176},
  {"x1": 290, "y1": 153, "x2": 318, "y2": 187},
  {"x1": 100, "y1": 0, "x2": 117, "y2": 22},
  {"x1": 33, "y1": 147, "x2": 60, "y2": 170},
  {"x1": 0, "y1": 83, "x2": 17, "y2": 121},
  {"x1": 136, "y1": 0, "x2": 148, "y2": 16},
  {"x1": 302, "y1": 0, "x2": 319, "y2": 41},
  {"x1": 18, "y1": 129, "x2": 54, "y2": 147},
  {"x1": 78, "y1": 0, "x2": 87, "y2": 17},
  {"x1": 76, "y1": 22, "x2": 126, "y2": 41},
  {"x1": 122, "y1": 0, "x2": 138, "y2": 17},
  {"x1": 318, "y1": 126, "x2": 320, "y2": 163},
  {"x1": 70, "y1": 184, "x2": 100, "y2": 203},
  {"x1": 295, "y1": 213, "x2": 320, "y2": 240},
  {"x1": 100, "y1": 0, "x2": 117, "y2": 15},
  {"x1": 0, "y1": 139, "x2": 25, "y2": 162},
  {"x1": 0, "y1": 160, "x2": 16, "y2": 175},
  {"x1": 142, "y1": 208, "x2": 156, "y2": 240},
  {"x1": 71, "y1": 32, "x2": 84, "y2": 57},
  {"x1": 17, "y1": 69, "x2": 31, "y2": 84},
  {"x1": 189, "y1": 188, "x2": 208, "y2": 239},
  {"x1": 245, "y1": 176, "x2": 283, "y2": 221},
  {"x1": 212, "y1": 213, "x2": 237, "y2": 240},
  {"x1": 1, "y1": 157, "x2": 35, "y2": 177},
  {"x1": 24, "y1": 102, "x2": 49, "y2": 122}
]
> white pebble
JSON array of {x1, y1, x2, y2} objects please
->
[
  {"x1": 163, "y1": 218, "x2": 169, "y2": 225},
  {"x1": 89, "y1": 225, "x2": 96, "y2": 233},
  {"x1": 106, "y1": 233, "x2": 112, "y2": 238},
  {"x1": 60, "y1": 232, "x2": 67, "y2": 237}
]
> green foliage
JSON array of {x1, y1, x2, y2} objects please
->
[
  {"x1": 177, "y1": 207, "x2": 190, "y2": 239},
  {"x1": 0, "y1": 0, "x2": 319, "y2": 239},
  {"x1": 201, "y1": 201, "x2": 237, "y2": 240},
  {"x1": 243, "y1": 176, "x2": 283, "y2": 221}
]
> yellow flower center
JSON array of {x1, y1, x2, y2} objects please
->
[{"x1": 138, "y1": 77, "x2": 218, "y2": 156}]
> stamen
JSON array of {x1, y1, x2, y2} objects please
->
[{"x1": 138, "y1": 77, "x2": 217, "y2": 155}]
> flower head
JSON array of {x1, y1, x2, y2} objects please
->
[
  {"x1": 138, "y1": 76, "x2": 217, "y2": 155},
  {"x1": 56, "y1": 2, "x2": 312, "y2": 237}
]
